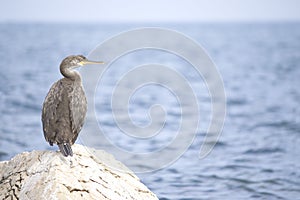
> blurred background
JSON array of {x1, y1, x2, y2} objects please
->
[{"x1": 0, "y1": 0, "x2": 299, "y2": 199}]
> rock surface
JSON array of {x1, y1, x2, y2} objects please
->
[{"x1": 0, "y1": 144, "x2": 158, "y2": 200}]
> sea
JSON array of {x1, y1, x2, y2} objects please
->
[{"x1": 0, "y1": 22, "x2": 299, "y2": 200}]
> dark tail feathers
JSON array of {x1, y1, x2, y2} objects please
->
[{"x1": 58, "y1": 143, "x2": 73, "y2": 157}]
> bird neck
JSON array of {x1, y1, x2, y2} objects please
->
[{"x1": 60, "y1": 67, "x2": 81, "y2": 81}]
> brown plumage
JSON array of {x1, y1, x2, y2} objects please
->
[{"x1": 42, "y1": 55, "x2": 104, "y2": 156}]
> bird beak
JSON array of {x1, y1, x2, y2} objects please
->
[{"x1": 79, "y1": 59, "x2": 105, "y2": 66}]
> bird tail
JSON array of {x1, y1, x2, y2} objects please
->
[{"x1": 58, "y1": 143, "x2": 73, "y2": 157}]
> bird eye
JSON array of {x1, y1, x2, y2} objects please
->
[{"x1": 77, "y1": 55, "x2": 85, "y2": 60}]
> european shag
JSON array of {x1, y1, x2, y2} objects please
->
[{"x1": 42, "y1": 55, "x2": 104, "y2": 156}]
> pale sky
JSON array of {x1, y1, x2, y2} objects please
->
[{"x1": 1, "y1": 0, "x2": 300, "y2": 22}]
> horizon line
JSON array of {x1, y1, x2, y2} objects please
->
[{"x1": 1, "y1": 19, "x2": 300, "y2": 24}]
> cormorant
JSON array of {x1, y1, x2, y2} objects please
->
[{"x1": 42, "y1": 55, "x2": 104, "y2": 156}]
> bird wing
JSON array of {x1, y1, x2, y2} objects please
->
[
  {"x1": 42, "y1": 80, "x2": 65, "y2": 143},
  {"x1": 69, "y1": 83, "x2": 87, "y2": 144}
]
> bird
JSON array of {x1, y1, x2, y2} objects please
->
[{"x1": 42, "y1": 55, "x2": 104, "y2": 157}]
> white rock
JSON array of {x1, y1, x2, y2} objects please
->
[{"x1": 0, "y1": 144, "x2": 158, "y2": 200}]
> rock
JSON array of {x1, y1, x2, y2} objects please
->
[{"x1": 0, "y1": 144, "x2": 158, "y2": 200}]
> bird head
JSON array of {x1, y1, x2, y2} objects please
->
[{"x1": 60, "y1": 55, "x2": 104, "y2": 70}]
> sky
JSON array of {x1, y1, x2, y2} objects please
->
[{"x1": 0, "y1": 0, "x2": 300, "y2": 23}]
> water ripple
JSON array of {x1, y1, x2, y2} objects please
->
[
  {"x1": 249, "y1": 120, "x2": 300, "y2": 133},
  {"x1": 243, "y1": 147, "x2": 285, "y2": 155}
]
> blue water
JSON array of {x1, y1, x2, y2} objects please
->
[{"x1": 0, "y1": 22, "x2": 300, "y2": 199}]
